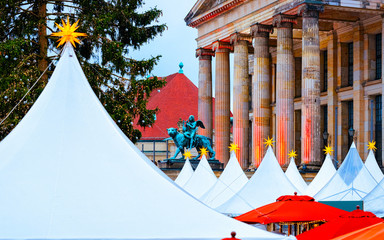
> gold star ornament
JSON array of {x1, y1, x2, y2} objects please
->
[
  {"x1": 367, "y1": 140, "x2": 377, "y2": 151},
  {"x1": 288, "y1": 150, "x2": 297, "y2": 159},
  {"x1": 323, "y1": 144, "x2": 334, "y2": 155},
  {"x1": 51, "y1": 16, "x2": 87, "y2": 47},
  {"x1": 228, "y1": 143, "x2": 239, "y2": 152},
  {"x1": 264, "y1": 136, "x2": 275, "y2": 148},
  {"x1": 200, "y1": 147, "x2": 209, "y2": 157},
  {"x1": 183, "y1": 150, "x2": 192, "y2": 159}
]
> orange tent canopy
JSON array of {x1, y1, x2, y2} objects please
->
[
  {"x1": 331, "y1": 222, "x2": 384, "y2": 240},
  {"x1": 235, "y1": 193, "x2": 347, "y2": 224},
  {"x1": 296, "y1": 207, "x2": 384, "y2": 240}
]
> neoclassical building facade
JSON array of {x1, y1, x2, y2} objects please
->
[{"x1": 185, "y1": 0, "x2": 384, "y2": 169}]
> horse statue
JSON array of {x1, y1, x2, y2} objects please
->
[{"x1": 165, "y1": 127, "x2": 215, "y2": 160}]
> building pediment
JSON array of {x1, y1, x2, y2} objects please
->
[{"x1": 185, "y1": 0, "x2": 247, "y2": 28}]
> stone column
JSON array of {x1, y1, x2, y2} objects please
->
[
  {"x1": 299, "y1": 4, "x2": 323, "y2": 166},
  {"x1": 327, "y1": 31, "x2": 338, "y2": 159},
  {"x1": 353, "y1": 22, "x2": 365, "y2": 157},
  {"x1": 196, "y1": 48, "x2": 215, "y2": 140},
  {"x1": 230, "y1": 33, "x2": 252, "y2": 169},
  {"x1": 273, "y1": 14, "x2": 296, "y2": 166},
  {"x1": 250, "y1": 23, "x2": 273, "y2": 166},
  {"x1": 212, "y1": 41, "x2": 232, "y2": 165},
  {"x1": 382, "y1": 16, "x2": 384, "y2": 166}
]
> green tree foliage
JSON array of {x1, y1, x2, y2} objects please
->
[{"x1": 0, "y1": 0, "x2": 166, "y2": 142}]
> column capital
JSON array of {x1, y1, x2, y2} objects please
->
[
  {"x1": 298, "y1": 3, "x2": 324, "y2": 18},
  {"x1": 212, "y1": 40, "x2": 233, "y2": 52},
  {"x1": 196, "y1": 48, "x2": 215, "y2": 60},
  {"x1": 250, "y1": 23, "x2": 273, "y2": 38},
  {"x1": 229, "y1": 32, "x2": 252, "y2": 45},
  {"x1": 273, "y1": 14, "x2": 297, "y2": 28}
]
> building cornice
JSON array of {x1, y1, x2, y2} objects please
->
[{"x1": 186, "y1": 0, "x2": 248, "y2": 28}]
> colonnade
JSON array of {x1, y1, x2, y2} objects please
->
[{"x1": 196, "y1": 3, "x2": 324, "y2": 167}]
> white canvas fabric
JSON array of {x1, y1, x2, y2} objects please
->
[
  {"x1": 200, "y1": 151, "x2": 248, "y2": 208},
  {"x1": 285, "y1": 157, "x2": 307, "y2": 193},
  {"x1": 0, "y1": 43, "x2": 286, "y2": 240},
  {"x1": 174, "y1": 158, "x2": 194, "y2": 187},
  {"x1": 216, "y1": 146, "x2": 298, "y2": 216},
  {"x1": 363, "y1": 178, "x2": 384, "y2": 217},
  {"x1": 365, "y1": 150, "x2": 384, "y2": 183},
  {"x1": 314, "y1": 143, "x2": 378, "y2": 201},
  {"x1": 305, "y1": 153, "x2": 336, "y2": 196},
  {"x1": 183, "y1": 155, "x2": 217, "y2": 198}
]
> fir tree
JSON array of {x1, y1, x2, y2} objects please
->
[{"x1": 0, "y1": 0, "x2": 166, "y2": 142}]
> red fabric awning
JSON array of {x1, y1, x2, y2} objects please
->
[
  {"x1": 235, "y1": 193, "x2": 348, "y2": 224},
  {"x1": 331, "y1": 222, "x2": 384, "y2": 240},
  {"x1": 296, "y1": 207, "x2": 384, "y2": 240}
]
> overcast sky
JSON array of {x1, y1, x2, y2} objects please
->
[{"x1": 131, "y1": 0, "x2": 199, "y2": 85}]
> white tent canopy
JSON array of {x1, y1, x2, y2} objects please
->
[
  {"x1": 365, "y1": 150, "x2": 384, "y2": 183},
  {"x1": 174, "y1": 158, "x2": 194, "y2": 187},
  {"x1": 314, "y1": 143, "x2": 378, "y2": 201},
  {"x1": 0, "y1": 43, "x2": 285, "y2": 240},
  {"x1": 285, "y1": 157, "x2": 307, "y2": 193},
  {"x1": 363, "y1": 178, "x2": 384, "y2": 217},
  {"x1": 183, "y1": 155, "x2": 217, "y2": 199},
  {"x1": 200, "y1": 151, "x2": 248, "y2": 208},
  {"x1": 216, "y1": 146, "x2": 298, "y2": 216},
  {"x1": 305, "y1": 153, "x2": 336, "y2": 196}
]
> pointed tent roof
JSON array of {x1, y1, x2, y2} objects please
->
[
  {"x1": 200, "y1": 151, "x2": 248, "y2": 208},
  {"x1": 365, "y1": 150, "x2": 384, "y2": 183},
  {"x1": 305, "y1": 153, "x2": 337, "y2": 196},
  {"x1": 183, "y1": 155, "x2": 218, "y2": 198},
  {"x1": 216, "y1": 146, "x2": 298, "y2": 216},
  {"x1": 285, "y1": 157, "x2": 308, "y2": 193},
  {"x1": 0, "y1": 44, "x2": 284, "y2": 240},
  {"x1": 174, "y1": 158, "x2": 194, "y2": 187},
  {"x1": 363, "y1": 178, "x2": 384, "y2": 218},
  {"x1": 314, "y1": 143, "x2": 378, "y2": 201}
]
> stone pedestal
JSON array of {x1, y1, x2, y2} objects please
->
[
  {"x1": 251, "y1": 23, "x2": 273, "y2": 166},
  {"x1": 212, "y1": 41, "x2": 232, "y2": 165},
  {"x1": 158, "y1": 158, "x2": 224, "y2": 171},
  {"x1": 273, "y1": 14, "x2": 296, "y2": 166}
]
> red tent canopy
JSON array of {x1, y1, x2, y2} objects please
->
[
  {"x1": 331, "y1": 222, "x2": 384, "y2": 240},
  {"x1": 296, "y1": 207, "x2": 384, "y2": 240},
  {"x1": 235, "y1": 193, "x2": 348, "y2": 224}
]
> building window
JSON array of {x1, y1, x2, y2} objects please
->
[
  {"x1": 324, "y1": 105, "x2": 328, "y2": 134},
  {"x1": 323, "y1": 50, "x2": 328, "y2": 92},
  {"x1": 376, "y1": 34, "x2": 382, "y2": 80},
  {"x1": 348, "y1": 101, "x2": 354, "y2": 148},
  {"x1": 347, "y1": 42, "x2": 354, "y2": 86},
  {"x1": 375, "y1": 95, "x2": 382, "y2": 166}
]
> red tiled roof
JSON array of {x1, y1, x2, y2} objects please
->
[{"x1": 136, "y1": 73, "x2": 203, "y2": 140}]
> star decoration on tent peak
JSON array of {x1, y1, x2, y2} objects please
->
[
  {"x1": 51, "y1": 16, "x2": 87, "y2": 47},
  {"x1": 264, "y1": 136, "x2": 275, "y2": 148},
  {"x1": 199, "y1": 147, "x2": 209, "y2": 157},
  {"x1": 323, "y1": 144, "x2": 334, "y2": 155},
  {"x1": 183, "y1": 150, "x2": 192, "y2": 159},
  {"x1": 367, "y1": 140, "x2": 377, "y2": 151},
  {"x1": 228, "y1": 143, "x2": 239, "y2": 152},
  {"x1": 288, "y1": 150, "x2": 297, "y2": 159}
]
